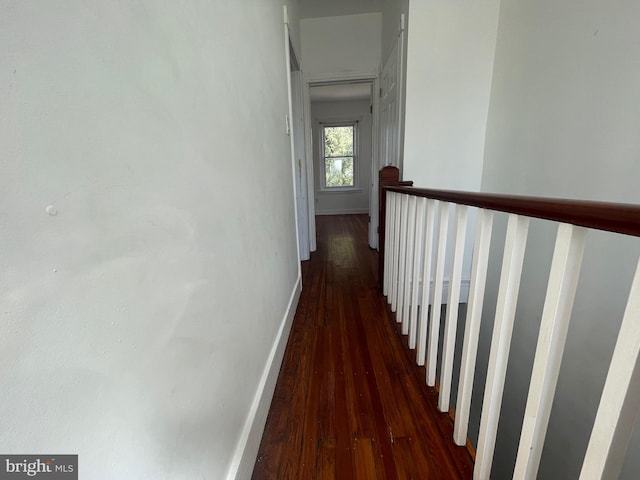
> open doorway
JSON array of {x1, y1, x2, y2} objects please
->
[{"x1": 308, "y1": 81, "x2": 376, "y2": 236}]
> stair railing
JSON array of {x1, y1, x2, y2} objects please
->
[{"x1": 378, "y1": 166, "x2": 640, "y2": 479}]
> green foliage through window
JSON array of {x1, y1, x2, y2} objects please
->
[{"x1": 323, "y1": 125, "x2": 355, "y2": 188}]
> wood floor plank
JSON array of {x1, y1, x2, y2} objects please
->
[
  {"x1": 317, "y1": 438, "x2": 336, "y2": 479},
  {"x1": 298, "y1": 328, "x2": 325, "y2": 479},
  {"x1": 353, "y1": 437, "x2": 377, "y2": 480},
  {"x1": 318, "y1": 325, "x2": 336, "y2": 440},
  {"x1": 274, "y1": 327, "x2": 316, "y2": 480},
  {"x1": 393, "y1": 436, "x2": 428, "y2": 480},
  {"x1": 252, "y1": 215, "x2": 473, "y2": 480},
  {"x1": 334, "y1": 291, "x2": 354, "y2": 478}
]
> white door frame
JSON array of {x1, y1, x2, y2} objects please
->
[
  {"x1": 284, "y1": 7, "x2": 308, "y2": 270},
  {"x1": 303, "y1": 71, "x2": 380, "y2": 251},
  {"x1": 301, "y1": 76, "x2": 317, "y2": 253},
  {"x1": 373, "y1": 14, "x2": 406, "y2": 250},
  {"x1": 290, "y1": 67, "x2": 309, "y2": 261}
]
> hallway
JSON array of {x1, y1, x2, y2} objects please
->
[{"x1": 252, "y1": 215, "x2": 473, "y2": 479}]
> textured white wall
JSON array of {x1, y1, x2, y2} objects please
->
[
  {"x1": 0, "y1": 2, "x2": 299, "y2": 479},
  {"x1": 478, "y1": 1, "x2": 640, "y2": 478},
  {"x1": 301, "y1": 13, "x2": 382, "y2": 77},
  {"x1": 402, "y1": 0, "x2": 500, "y2": 191},
  {"x1": 400, "y1": 0, "x2": 500, "y2": 287},
  {"x1": 311, "y1": 99, "x2": 372, "y2": 215}
]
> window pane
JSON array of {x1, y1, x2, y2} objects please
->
[
  {"x1": 325, "y1": 157, "x2": 354, "y2": 187},
  {"x1": 324, "y1": 126, "x2": 353, "y2": 157}
]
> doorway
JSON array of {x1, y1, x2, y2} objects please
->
[{"x1": 305, "y1": 78, "x2": 379, "y2": 250}]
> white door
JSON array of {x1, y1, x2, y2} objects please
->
[
  {"x1": 284, "y1": 9, "x2": 309, "y2": 270},
  {"x1": 380, "y1": 47, "x2": 400, "y2": 169},
  {"x1": 370, "y1": 23, "x2": 405, "y2": 249},
  {"x1": 290, "y1": 69, "x2": 309, "y2": 261}
]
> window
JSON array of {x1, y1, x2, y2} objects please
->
[{"x1": 321, "y1": 123, "x2": 357, "y2": 189}]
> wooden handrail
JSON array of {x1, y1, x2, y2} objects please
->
[{"x1": 383, "y1": 185, "x2": 640, "y2": 238}]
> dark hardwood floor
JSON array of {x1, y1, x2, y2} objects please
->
[{"x1": 252, "y1": 214, "x2": 473, "y2": 479}]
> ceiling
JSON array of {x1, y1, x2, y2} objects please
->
[
  {"x1": 299, "y1": 1, "x2": 378, "y2": 104},
  {"x1": 298, "y1": 0, "x2": 382, "y2": 19},
  {"x1": 310, "y1": 83, "x2": 373, "y2": 102}
]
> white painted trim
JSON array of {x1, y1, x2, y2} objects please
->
[
  {"x1": 475, "y1": 214, "x2": 530, "y2": 480},
  {"x1": 369, "y1": 77, "x2": 380, "y2": 249},
  {"x1": 439, "y1": 205, "x2": 469, "y2": 412},
  {"x1": 305, "y1": 71, "x2": 379, "y2": 84},
  {"x1": 317, "y1": 117, "x2": 361, "y2": 192},
  {"x1": 408, "y1": 196, "x2": 424, "y2": 349},
  {"x1": 317, "y1": 189, "x2": 364, "y2": 195},
  {"x1": 284, "y1": 14, "x2": 302, "y2": 278},
  {"x1": 226, "y1": 276, "x2": 302, "y2": 480},
  {"x1": 427, "y1": 202, "x2": 450, "y2": 386},
  {"x1": 454, "y1": 209, "x2": 494, "y2": 446},
  {"x1": 396, "y1": 18, "x2": 406, "y2": 176},
  {"x1": 315, "y1": 208, "x2": 369, "y2": 215},
  {"x1": 291, "y1": 69, "x2": 310, "y2": 262},
  {"x1": 514, "y1": 224, "x2": 587, "y2": 479},
  {"x1": 416, "y1": 198, "x2": 436, "y2": 366},
  {"x1": 302, "y1": 76, "x2": 317, "y2": 253}
]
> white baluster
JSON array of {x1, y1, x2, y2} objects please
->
[
  {"x1": 397, "y1": 194, "x2": 409, "y2": 321},
  {"x1": 409, "y1": 198, "x2": 426, "y2": 350},
  {"x1": 391, "y1": 193, "x2": 402, "y2": 311},
  {"x1": 513, "y1": 224, "x2": 587, "y2": 479},
  {"x1": 439, "y1": 205, "x2": 469, "y2": 412},
  {"x1": 580, "y1": 259, "x2": 640, "y2": 480},
  {"x1": 454, "y1": 209, "x2": 494, "y2": 446},
  {"x1": 427, "y1": 202, "x2": 450, "y2": 387},
  {"x1": 475, "y1": 214, "x2": 529, "y2": 480},
  {"x1": 417, "y1": 199, "x2": 437, "y2": 366},
  {"x1": 402, "y1": 196, "x2": 417, "y2": 335},
  {"x1": 383, "y1": 191, "x2": 393, "y2": 297}
]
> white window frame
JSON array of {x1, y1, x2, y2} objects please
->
[{"x1": 319, "y1": 120, "x2": 360, "y2": 192}]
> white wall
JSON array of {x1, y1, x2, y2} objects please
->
[
  {"x1": 0, "y1": 2, "x2": 300, "y2": 479},
  {"x1": 400, "y1": 1, "x2": 500, "y2": 288},
  {"x1": 402, "y1": 0, "x2": 500, "y2": 191},
  {"x1": 311, "y1": 99, "x2": 372, "y2": 215},
  {"x1": 478, "y1": 1, "x2": 640, "y2": 478},
  {"x1": 301, "y1": 13, "x2": 382, "y2": 78}
]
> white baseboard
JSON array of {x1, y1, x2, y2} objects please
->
[
  {"x1": 315, "y1": 208, "x2": 369, "y2": 215},
  {"x1": 226, "y1": 275, "x2": 302, "y2": 480}
]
